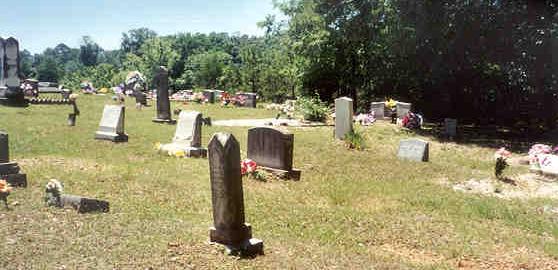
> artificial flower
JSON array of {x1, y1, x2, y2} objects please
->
[
  {"x1": 0, "y1": 180, "x2": 13, "y2": 194},
  {"x1": 494, "y1": 147, "x2": 512, "y2": 160}
]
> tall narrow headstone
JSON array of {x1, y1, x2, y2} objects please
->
[
  {"x1": 0, "y1": 38, "x2": 5, "y2": 87},
  {"x1": 208, "y1": 133, "x2": 263, "y2": 256},
  {"x1": 335, "y1": 97, "x2": 353, "y2": 139},
  {"x1": 0, "y1": 37, "x2": 27, "y2": 106},
  {"x1": 396, "y1": 102, "x2": 412, "y2": 119},
  {"x1": 247, "y1": 127, "x2": 301, "y2": 180},
  {"x1": 152, "y1": 66, "x2": 175, "y2": 124},
  {"x1": 94, "y1": 105, "x2": 128, "y2": 142},
  {"x1": 370, "y1": 102, "x2": 385, "y2": 119},
  {"x1": 159, "y1": 111, "x2": 207, "y2": 157},
  {"x1": 0, "y1": 132, "x2": 27, "y2": 187}
]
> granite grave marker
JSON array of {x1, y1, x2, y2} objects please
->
[
  {"x1": 370, "y1": 102, "x2": 385, "y2": 119},
  {"x1": 153, "y1": 66, "x2": 175, "y2": 124},
  {"x1": 159, "y1": 111, "x2": 207, "y2": 158},
  {"x1": 94, "y1": 105, "x2": 128, "y2": 142},
  {"x1": 396, "y1": 102, "x2": 412, "y2": 119},
  {"x1": 398, "y1": 138, "x2": 429, "y2": 162},
  {"x1": 335, "y1": 97, "x2": 353, "y2": 139},
  {"x1": 247, "y1": 127, "x2": 301, "y2": 180},
  {"x1": 0, "y1": 132, "x2": 27, "y2": 187}
]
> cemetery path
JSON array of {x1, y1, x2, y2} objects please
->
[{"x1": 213, "y1": 118, "x2": 328, "y2": 127}]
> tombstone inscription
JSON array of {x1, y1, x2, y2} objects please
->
[
  {"x1": 94, "y1": 105, "x2": 128, "y2": 142},
  {"x1": 0, "y1": 132, "x2": 27, "y2": 187},
  {"x1": 398, "y1": 139, "x2": 429, "y2": 162},
  {"x1": 208, "y1": 133, "x2": 264, "y2": 256},
  {"x1": 247, "y1": 127, "x2": 301, "y2": 180},
  {"x1": 159, "y1": 111, "x2": 207, "y2": 158},
  {"x1": 335, "y1": 97, "x2": 353, "y2": 140}
]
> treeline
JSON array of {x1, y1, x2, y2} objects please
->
[{"x1": 20, "y1": 1, "x2": 558, "y2": 130}]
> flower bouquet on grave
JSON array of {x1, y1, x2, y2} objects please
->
[
  {"x1": 0, "y1": 179, "x2": 14, "y2": 209},
  {"x1": 241, "y1": 159, "x2": 268, "y2": 181},
  {"x1": 528, "y1": 144, "x2": 552, "y2": 172},
  {"x1": 192, "y1": 92, "x2": 206, "y2": 104},
  {"x1": 494, "y1": 147, "x2": 512, "y2": 179}
]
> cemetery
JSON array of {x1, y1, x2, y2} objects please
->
[{"x1": 3, "y1": 1, "x2": 558, "y2": 269}]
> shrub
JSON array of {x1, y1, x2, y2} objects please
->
[
  {"x1": 344, "y1": 129, "x2": 366, "y2": 150},
  {"x1": 296, "y1": 96, "x2": 329, "y2": 122}
]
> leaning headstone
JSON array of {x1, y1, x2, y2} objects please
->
[
  {"x1": 335, "y1": 97, "x2": 353, "y2": 139},
  {"x1": 0, "y1": 132, "x2": 27, "y2": 187},
  {"x1": 159, "y1": 111, "x2": 207, "y2": 158},
  {"x1": 370, "y1": 102, "x2": 385, "y2": 119},
  {"x1": 444, "y1": 118, "x2": 457, "y2": 138},
  {"x1": 45, "y1": 179, "x2": 109, "y2": 213},
  {"x1": 94, "y1": 105, "x2": 128, "y2": 142},
  {"x1": 397, "y1": 138, "x2": 429, "y2": 162},
  {"x1": 247, "y1": 127, "x2": 301, "y2": 180},
  {"x1": 152, "y1": 66, "x2": 175, "y2": 124},
  {"x1": 396, "y1": 102, "x2": 412, "y2": 118},
  {"x1": 208, "y1": 133, "x2": 264, "y2": 256}
]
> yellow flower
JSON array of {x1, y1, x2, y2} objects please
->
[
  {"x1": 154, "y1": 142, "x2": 162, "y2": 151},
  {"x1": 174, "y1": 150, "x2": 186, "y2": 158},
  {"x1": 385, "y1": 98, "x2": 396, "y2": 108},
  {"x1": 0, "y1": 180, "x2": 13, "y2": 194}
]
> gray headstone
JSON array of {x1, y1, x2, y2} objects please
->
[
  {"x1": 153, "y1": 66, "x2": 174, "y2": 123},
  {"x1": 94, "y1": 105, "x2": 128, "y2": 142},
  {"x1": 0, "y1": 38, "x2": 4, "y2": 87},
  {"x1": 397, "y1": 139, "x2": 429, "y2": 162},
  {"x1": 60, "y1": 195, "x2": 110, "y2": 213},
  {"x1": 0, "y1": 132, "x2": 8, "y2": 163},
  {"x1": 247, "y1": 127, "x2": 293, "y2": 171},
  {"x1": 444, "y1": 118, "x2": 457, "y2": 138},
  {"x1": 335, "y1": 97, "x2": 353, "y2": 139},
  {"x1": 370, "y1": 102, "x2": 385, "y2": 119},
  {"x1": 4, "y1": 38, "x2": 20, "y2": 89},
  {"x1": 173, "y1": 111, "x2": 202, "y2": 147},
  {"x1": 203, "y1": 90, "x2": 216, "y2": 104},
  {"x1": 208, "y1": 133, "x2": 263, "y2": 256},
  {"x1": 396, "y1": 102, "x2": 412, "y2": 118}
]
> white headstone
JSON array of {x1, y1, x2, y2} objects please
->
[
  {"x1": 159, "y1": 111, "x2": 206, "y2": 157},
  {"x1": 538, "y1": 154, "x2": 558, "y2": 176},
  {"x1": 4, "y1": 38, "x2": 20, "y2": 89},
  {"x1": 0, "y1": 38, "x2": 5, "y2": 87},
  {"x1": 396, "y1": 102, "x2": 412, "y2": 118},
  {"x1": 335, "y1": 97, "x2": 353, "y2": 139},
  {"x1": 370, "y1": 102, "x2": 385, "y2": 119},
  {"x1": 94, "y1": 105, "x2": 128, "y2": 142},
  {"x1": 398, "y1": 139, "x2": 429, "y2": 162}
]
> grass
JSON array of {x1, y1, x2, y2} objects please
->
[{"x1": 1, "y1": 95, "x2": 558, "y2": 269}]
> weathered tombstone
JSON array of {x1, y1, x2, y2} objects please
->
[
  {"x1": 396, "y1": 102, "x2": 412, "y2": 119},
  {"x1": 214, "y1": 90, "x2": 225, "y2": 102},
  {"x1": 247, "y1": 127, "x2": 301, "y2": 180},
  {"x1": 208, "y1": 133, "x2": 264, "y2": 256},
  {"x1": 0, "y1": 38, "x2": 4, "y2": 87},
  {"x1": 159, "y1": 111, "x2": 207, "y2": 158},
  {"x1": 94, "y1": 105, "x2": 128, "y2": 142},
  {"x1": 335, "y1": 97, "x2": 353, "y2": 139},
  {"x1": 0, "y1": 132, "x2": 27, "y2": 187},
  {"x1": 370, "y1": 102, "x2": 385, "y2": 119},
  {"x1": 45, "y1": 180, "x2": 109, "y2": 213},
  {"x1": 397, "y1": 138, "x2": 429, "y2": 162},
  {"x1": 444, "y1": 118, "x2": 457, "y2": 138},
  {"x1": 538, "y1": 154, "x2": 558, "y2": 177},
  {"x1": 152, "y1": 66, "x2": 175, "y2": 124},
  {"x1": 0, "y1": 37, "x2": 27, "y2": 107},
  {"x1": 203, "y1": 90, "x2": 216, "y2": 104},
  {"x1": 243, "y1": 93, "x2": 257, "y2": 108}
]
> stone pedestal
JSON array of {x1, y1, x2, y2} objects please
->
[
  {"x1": 0, "y1": 132, "x2": 27, "y2": 187},
  {"x1": 208, "y1": 133, "x2": 263, "y2": 256}
]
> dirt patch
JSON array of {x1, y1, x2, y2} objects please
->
[
  {"x1": 456, "y1": 245, "x2": 558, "y2": 270},
  {"x1": 18, "y1": 156, "x2": 113, "y2": 173},
  {"x1": 451, "y1": 173, "x2": 558, "y2": 200}
]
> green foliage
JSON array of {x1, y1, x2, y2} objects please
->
[
  {"x1": 37, "y1": 56, "x2": 61, "y2": 82},
  {"x1": 295, "y1": 95, "x2": 329, "y2": 121},
  {"x1": 79, "y1": 36, "x2": 102, "y2": 66},
  {"x1": 344, "y1": 129, "x2": 366, "y2": 150},
  {"x1": 494, "y1": 158, "x2": 509, "y2": 179},
  {"x1": 121, "y1": 28, "x2": 158, "y2": 55}
]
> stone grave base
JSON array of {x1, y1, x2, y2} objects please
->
[
  {"x1": 160, "y1": 143, "x2": 207, "y2": 158},
  {"x1": 2, "y1": 173, "x2": 27, "y2": 188},
  {"x1": 259, "y1": 166, "x2": 301, "y2": 181},
  {"x1": 0, "y1": 97, "x2": 29, "y2": 107},
  {"x1": 94, "y1": 132, "x2": 129, "y2": 143},
  {"x1": 209, "y1": 224, "x2": 264, "y2": 256},
  {"x1": 60, "y1": 194, "x2": 110, "y2": 213},
  {"x1": 152, "y1": 118, "x2": 176, "y2": 125}
]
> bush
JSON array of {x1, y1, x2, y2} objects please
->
[
  {"x1": 344, "y1": 129, "x2": 366, "y2": 150},
  {"x1": 296, "y1": 96, "x2": 329, "y2": 122}
]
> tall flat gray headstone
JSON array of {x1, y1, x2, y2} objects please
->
[
  {"x1": 397, "y1": 139, "x2": 429, "y2": 162},
  {"x1": 248, "y1": 127, "x2": 293, "y2": 171},
  {"x1": 208, "y1": 133, "x2": 263, "y2": 256},
  {"x1": 94, "y1": 105, "x2": 128, "y2": 142},
  {"x1": 444, "y1": 118, "x2": 457, "y2": 138},
  {"x1": 159, "y1": 111, "x2": 207, "y2": 157},
  {"x1": 396, "y1": 102, "x2": 412, "y2": 118},
  {"x1": 153, "y1": 66, "x2": 175, "y2": 124},
  {"x1": 370, "y1": 102, "x2": 385, "y2": 119},
  {"x1": 0, "y1": 131, "x2": 27, "y2": 187},
  {"x1": 335, "y1": 97, "x2": 353, "y2": 139},
  {"x1": 0, "y1": 38, "x2": 5, "y2": 87}
]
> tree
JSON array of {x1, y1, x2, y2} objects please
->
[
  {"x1": 79, "y1": 36, "x2": 102, "y2": 66},
  {"x1": 121, "y1": 28, "x2": 157, "y2": 55},
  {"x1": 37, "y1": 56, "x2": 61, "y2": 82}
]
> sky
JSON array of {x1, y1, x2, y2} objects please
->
[{"x1": 0, "y1": 0, "x2": 283, "y2": 54}]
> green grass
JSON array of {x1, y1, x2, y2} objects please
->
[{"x1": 1, "y1": 95, "x2": 557, "y2": 269}]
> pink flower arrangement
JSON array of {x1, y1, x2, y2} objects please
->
[
  {"x1": 241, "y1": 159, "x2": 257, "y2": 175},
  {"x1": 494, "y1": 147, "x2": 512, "y2": 160},
  {"x1": 528, "y1": 144, "x2": 552, "y2": 164}
]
